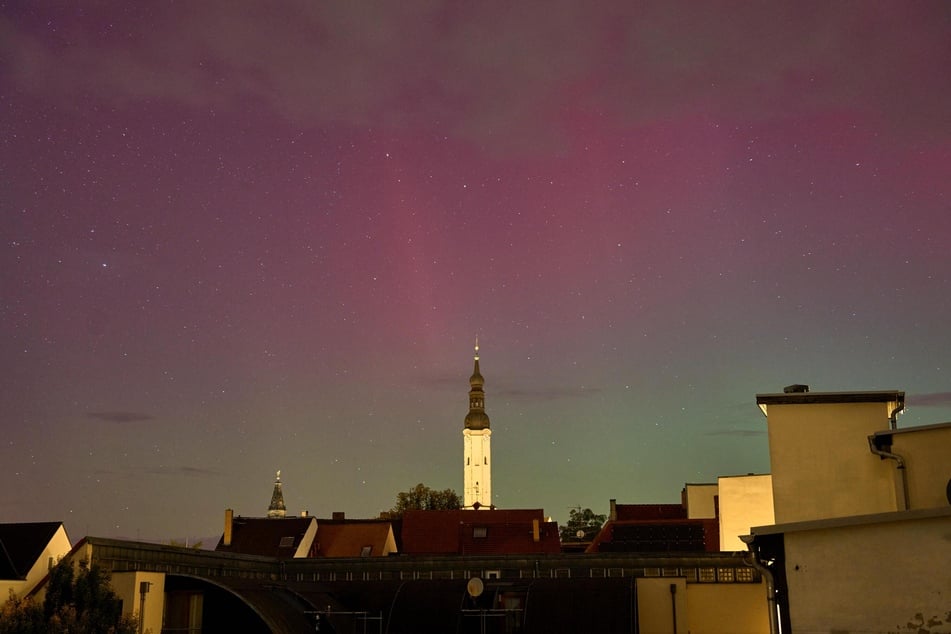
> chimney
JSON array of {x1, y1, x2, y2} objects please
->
[
  {"x1": 223, "y1": 508, "x2": 233, "y2": 547},
  {"x1": 609, "y1": 499, "x2": 617, "y2": 521},
  {"x1": 300, "y1": 510, "x2": 309, "y2": 517},
  {"x1": 532, "y1": 518, "x2": 540, "y2": 542},
  {"x1": 332, "y1": 511, "x2": 345, "y2": 521}
]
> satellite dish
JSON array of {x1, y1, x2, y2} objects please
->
[
  {"x1": 576, "y1": 530, "x2": 586, "y2": 539},
  {"x1": 467, "y1": 577, "x2": 484, "y2": 598}
]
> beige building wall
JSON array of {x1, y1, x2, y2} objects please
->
[
  {"x1": 636, "y1": 577, "x2": 687, "y2": 634},
  {"x1": 887, "y1": 423, "x2": 951, "y2": 510},
  {"x1": 685, "y1": 582, "x2": 769, "y2": 634},
  {"x1": 759, "y1": 396, "x2": 901, "y2": 523},
  {"x1": 683, "y1": 483, "x2": 719, "y2": 519},
  {"x1": 0, "y1": 524, "x2": 71, "y2": 600},
  {"x1": 294, "y1": 517, "x2": 318, "y2": 557},
  {"x1": 111, "y1": 571, "x2": 165, "y2": 634},
  {"x1": 718, "y1": 474, "x2": 774, "y2": 551},
  {"x1": 637, "y1": 577, "x2": 767, "y2": 634},
  {"x1": 774, "y1": 508, "x2": 951, "y2": 634}
]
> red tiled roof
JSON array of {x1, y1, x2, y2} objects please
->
[
  {"x1": 314, "y1": 521, "x2": 393, "y2": 557},
  {"x1": 401, "y1": 509, "x2": 559, "y2": 555}
]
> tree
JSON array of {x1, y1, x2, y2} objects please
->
[
  {"x1": 0, "y1": 562, "x2": 137, "y2": 634},
  {"x1": 559, "y1": 507, "x2": 607, "y2": 542},
  {"x1": 382, "y1": 483, "x2": 462, "y2": 518}
]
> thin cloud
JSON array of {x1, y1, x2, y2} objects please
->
[
  {"x1": 907, "y1": 392, "x2": 951, "y2": 407},
  {"x1": 497, "y1": 386, "x2": 602, "y2": 402},
  {"x1": 420, "y1": 372, "x2": 601, "y2": 402},
  {"x1": 86, "y1": 411, "x2": 154, "y2": 423},
  {"x1": 143, "y1": 466, "x2": 221, "y2": 478},
  {"x1": 94, "y1": 466, "x2": 220, "y2": 478},
  {"x1": 705, "y1": 429, "x2": 766, "y2": 438}
]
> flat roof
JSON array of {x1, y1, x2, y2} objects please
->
[
  {"x1": 751, "y1": 505, "x2": 951, "y2": 536},
  {"x1": 871, "y1": 420, "x2": 951, "y2": 439},
  {"x1": 756, "y1": 390, "x2": 904, "y2": 415}
]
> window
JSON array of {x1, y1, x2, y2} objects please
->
[
  {"x1": 360, "y1": 545, "x2": 373, "y2": 557},
  {"x1": 717, "y1": 568, "x2": 735, "y2": 582},
  {"x1": 735, "y1": 567, "x2": 755, "y2": 583},
  {"x1": 278, "y1": 536, "x2": 295, "y2": 548},
  {"x1": 698, "y1": 568, "x2": 716, "y2": 583},
  {"x1": 473, "y1": 527, "x2": 487, "y2": 538}
]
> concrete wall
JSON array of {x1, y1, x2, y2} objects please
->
[
  {"x1": 684, "y1": 483, "x2": 719, "y2": 519},
  {"x1": 686, "y1": 582, "x2": 769, "y2": 634},
  {"x1": 637, "y1": 577, "x2": 687, "y2": 634},
  {"x1": 891, "y1": 425, "x2": 951, "y2": 510},
  {"x1": 111, "y1": 571, "x2": 165, "y2": 634},
  {"x1": 765, "y1": 401, "x2": 898, "y2": 523},
  {"x1": 637, "y1": 577, "x2": 767, "y2": 634},
  {"x1": 718, "y1": 475, "x2": 774, "y2": 551},
  {"x1": 782, "y1": 509, "x2": 951, "y2": 634}
]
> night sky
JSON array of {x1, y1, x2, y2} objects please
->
[{"x1": 2, "y1": 3, "x2": 950, "y2": 542}]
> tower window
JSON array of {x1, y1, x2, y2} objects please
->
[{"x1": 484, "y1": 457, "x2": 487, "y2": 464}]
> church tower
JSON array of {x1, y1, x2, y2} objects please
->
[
  {"x1": 267, "y1": 470, "x2": 286, "y2": 518},
  {"x1": 463, "y1": 339, "x2": 492, "y2": 509}
]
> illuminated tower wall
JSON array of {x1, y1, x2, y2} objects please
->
[{"x1": 463, "y1": 340, "x2": 492, "y2": 509}]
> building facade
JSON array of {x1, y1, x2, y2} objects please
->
[{"x1": 749, "y1": 386, "x2": 951, "y2": 634}]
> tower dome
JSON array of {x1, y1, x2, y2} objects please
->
[{"x1": 464, "y1": 339, "x2": 490, "y2": 430}]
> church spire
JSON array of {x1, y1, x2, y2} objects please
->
[
  {"x1": 465, "y1": 337, "x2": 490, "y2": 430},
  {"x1": 267, "y1": 470, "x2": 286, "y2": 518}
]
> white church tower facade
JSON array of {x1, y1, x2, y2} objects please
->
[{"x1": 463, "y1": 339, "x2": 492, "y2": 509}]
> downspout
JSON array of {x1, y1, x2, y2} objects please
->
[
  {"x1": 870, "y1": 401, "x2": 908, "y2": 510},
  {"x1": 888, "y1": 403, "x2": 902, "y2": 430},
  {"x1": 741, "y1": 535, "x2": 778, "y2": 634},
  {"x1": 868, "y1": 434, "x2": 909, "y2": 511}
]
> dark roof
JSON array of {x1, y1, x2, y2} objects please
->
[
  {"x1": 587, "y1": 518, "x2": 719, "y2": 554},
  {"x1": 756, "y1": 390, "x2": 904, "y2": 407},
  {"x1": 614, "y1": 504, "x2": 686, "y2": 521},
  {"x1": 215, "y1": 516, "x2": 315, "y2": 558},
  {"x1": 401, "y1": 509, "x2": 560, "y2": 555},
  {"x1": 0, "y1": 522, "x2": 65, "y2": 580}
]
